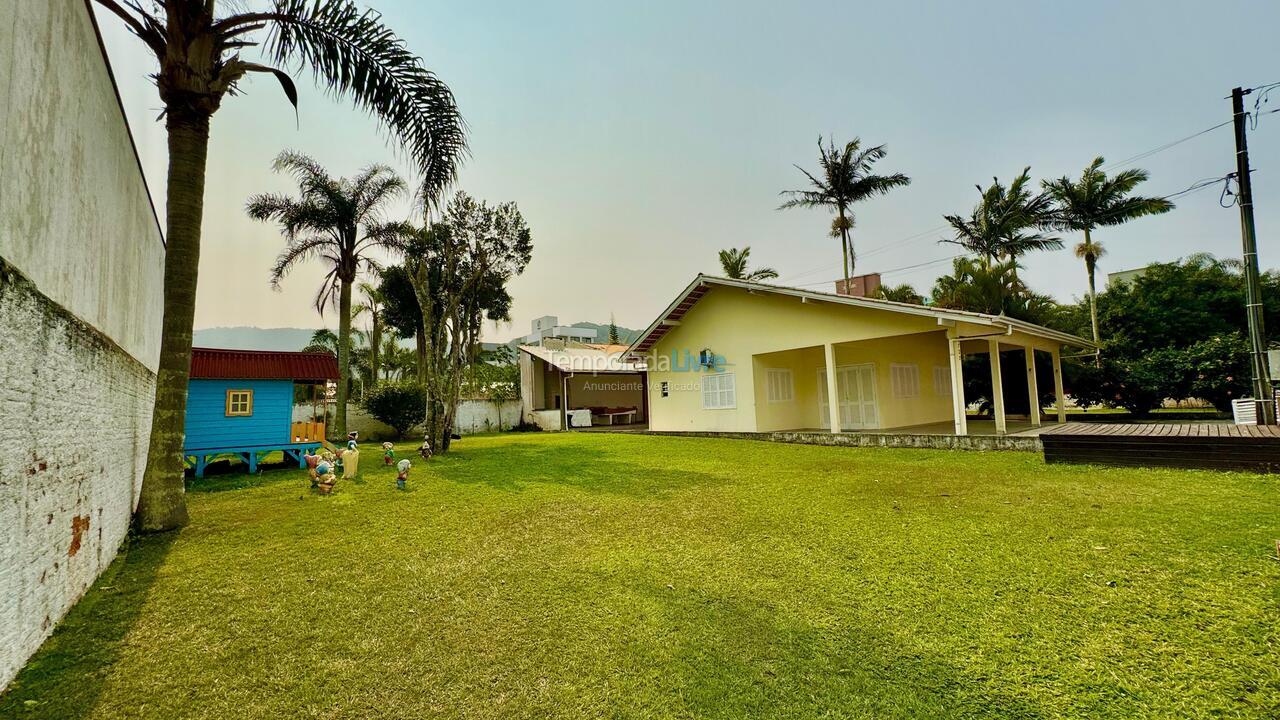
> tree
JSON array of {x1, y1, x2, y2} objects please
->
[
  {"x1": 930, "y1": 257, "x2": 1059, "y2": 326},
  {"x1": 779, "y1": 136, "x2": 910, "y2": 287},
  {"x1": 97, "y1": 0, "x2": 465, "y2": 531},
  {"x1": 717, "y1": 247, "x2": 778, "y2": 281},
  {"x1": 353, "y1": 279, "x2": 386, "y2": 387},
  {"x1": 871, "y1": 283, "x2": 924, "y2": 305},
  {"x1": 608, "y1": 314, "x2": 622, "y2": 344},
  {"x1": 361, "y1": 382, "x2": 427, "y2": 439},
  {"x1": 1043, "y1": 158, "x2": 1174, "y2": 348},
  {"x1": 247, "y1": 151, "x2": 409, "y2": 441},
  {"x1": 1064, "y1": 255, "x2": 1263, "y2": 414},
  {"x1": 942, "y1": 168, "x2": 1060, "y2": 271},
  {"x1": 397, "y1": 191, "x2": 532, "y2": 453}
]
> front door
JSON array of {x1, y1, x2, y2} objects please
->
[{"x1": 818, "y1": 364, "x2": 879, "y2": 430}]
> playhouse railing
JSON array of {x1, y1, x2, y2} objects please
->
[{"x1": 291, "y1": 421, "x2": 325, "y2": 442}]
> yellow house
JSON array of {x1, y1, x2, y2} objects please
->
[{"x1": 628, "y1": 275, "x2": 1095, "y2": 436}]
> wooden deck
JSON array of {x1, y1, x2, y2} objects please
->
[{"x1": 1040, "y1": 422, "x2": 1280, "y2": 473}]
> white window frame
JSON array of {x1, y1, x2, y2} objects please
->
[
  {"x1": 702, "y1": 372, "x2": 736, "y2": 410},
  {"x1": 890, "y1": 363, "x2": 920, "y2": 400},
  {"x1": 765, "y1": 368, "x2": 794, "y2": 404},
  {"x1": 933, "y1": 366, "x2": 951, "y2": 397}
]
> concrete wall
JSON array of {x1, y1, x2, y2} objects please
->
[
  {"x1": 294, "y1": 400, "x2": 522, "y2": 442},
  {"x1": 0, "y1": 0, "x2": 165, "y2": 690}
]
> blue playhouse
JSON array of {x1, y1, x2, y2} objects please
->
[{"x1": 183, "y1": 347, "x2": 339, "y2": 477}]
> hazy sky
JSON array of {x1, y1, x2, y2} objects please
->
[{"x1": 96, "y1": 1, "x2": 1280, "y2": 342}]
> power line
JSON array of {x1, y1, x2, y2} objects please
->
[
  {"x1": 1102, "y1": 120, "x2": 1232, "y2": 171},
  {"x1": 786, "y1": 172, "x2": 1234, "y2": 291}
]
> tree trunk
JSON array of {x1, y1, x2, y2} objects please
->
[
  {"x1": 1084, "y1": 229, "x2": 1101, "y2": 365},
  {"x1": 369, "y1": 314, "x2": 381, "y2": 387},
  {"x1": 838, "y1": 208, "x2": 851, "y2": 287},
  {"x1": 134, "y1": 112, "x2": 211, "y2": 532},
  {"x1": 336, "y1": 279, "x2": 352, "y2": 439}
]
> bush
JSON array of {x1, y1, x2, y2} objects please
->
[{"x1": 361, "y1": 383, "x2": 427, "y2": 439}]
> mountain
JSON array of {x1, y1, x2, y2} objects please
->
[
  {"x1": 193, "y1": 327, "x2": 321, "y2": 352},
  {"x1": 569, "y1": 321, "x2": 641, "y2": 345}
]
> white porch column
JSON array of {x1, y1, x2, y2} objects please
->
[
  {"x1": 824, "y1": 343, "x2": 841, "y2": 433},
  {"x1": 947, "y1": 334, "x2": 968, "y2": 436},
  {"x1": 1025, "y1": 347, "x2": 1041, "y2": 427},
  {"x1": 989, "y1": 338, "x2": 1006, "y2": 435},
  {"x1": 1052, "y1": 347, "x2": 1067, "y2": 423}
]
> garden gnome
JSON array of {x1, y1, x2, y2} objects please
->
[
  {"x1": 315, "y1": 459, "x2": 335, "y2": 494},
  {"x1": 395, "y1": 458, "x2": 411, "y2": 490},
  {"x1": 418, "y1": 437, "x2": 433, "y2": 462},
  {"x1": 303, "y1": 451, "x2": 322, "y2": 487},
  {"x1": 382, "y1": 442, "x2": 395, "y2": 466}
]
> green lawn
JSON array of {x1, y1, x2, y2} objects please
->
[{"x1": 3, "y1": 433, "x2": 1278, "y2": 719}]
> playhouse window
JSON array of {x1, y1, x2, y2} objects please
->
[{"x1": 226, "y1": 389, "x2": 254, "y2": 416}]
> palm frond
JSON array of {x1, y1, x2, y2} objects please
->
[{"x1": 258, "y1": 0, "x2": 467, "y2": 195}]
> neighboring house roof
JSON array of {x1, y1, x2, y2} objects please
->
[
  {"x1": 190, "y1": 347, "x2": 340, "y2": 381},
  {"x1": 627, "y1": 274, "x2": 1096, "y2": 356},
  {"x1": 519, "y1": 344, "x2": 646, "y2": 374}
]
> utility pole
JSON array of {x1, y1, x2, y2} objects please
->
[{"x1": 1231, "y1": 86, "x2": 1275, "y2": 424}]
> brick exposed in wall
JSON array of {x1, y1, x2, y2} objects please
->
[{"x1": 0, "y1": 260, "x2": 156, "y2": 689}]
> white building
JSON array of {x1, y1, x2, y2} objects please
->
[{"x1": 521, "y1": 315, "x2": 598, "y2": 345}]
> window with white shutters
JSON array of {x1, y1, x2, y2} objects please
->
[
  {"x1": 702, "y1": 373, "x2": 736, "y2": 409},
  {"x1": 890, "y1": 364, "x2": 920, "y2": 399},
  {"x1": 933, "y1": 366, "x2": 951, "y2": 396},
  {"x1": 765, "y1": 368, "x2": 794, "y2": 403}
]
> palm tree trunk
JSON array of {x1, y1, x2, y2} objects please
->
[
  {"x1": 135, "y1": 111, "x2": 211, "y2": 532},
  {"x1": 1084, "y1": 229, "x2": 1101, "y2": 366},
  {"x1": 838, "y1": 208, "x2": 851, "y2": 288},
  {"x1": 369, "y1": 314, "x2": 381, "y2": 387},
  {"x1": 336, "y1": 279, "x2": 352, "y2": 439}
]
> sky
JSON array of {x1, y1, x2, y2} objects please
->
[{"x1": 95, "y1": 0, "x2": 1280, "y2": 343}]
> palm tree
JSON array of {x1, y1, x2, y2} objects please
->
[
  {"x1": 353, "y1": 279, "x2": 386, "y2": 387},
  {"x1": 97, "y1": 0, "x2": 466, "y2": 531},
  {"x1": 942, "y1": 168, "x2": 1060, "y2": 269},
  {"x1": 717, "y1": 247, "x2": 779, "y2": 282},
  {"x1": 871, "y1": 283, "x2": 925, "y2": 305},
  {"x1": 779, "y1": 136, "x2": 910, "y2": 286},
  {"x1": 1043, "y1": 158, "x2": 1174, "y2": 347},
  {"x1": 247, "y1": 151, "x2": 409, "y2": 441}
]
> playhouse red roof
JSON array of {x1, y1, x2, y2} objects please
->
[{"x1": 189, "y1": 347, "x2": 339, "y2": 382}]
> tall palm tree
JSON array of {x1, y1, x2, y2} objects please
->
[
  {"x1": 247, "y1": 151, "x2": 408, "y2": 440},
  {"x1": 779, "y1": 136, "x2": 910, "y2": 286},
  {"x1": 1043, "y1": 158, "x2": 1174, "y2": 347},
  {"x1": 717, "y1": 247, "x2": 779, "y2": 282},
  {"x1": 942, "y1": 168, "x2": 1060, "y2": 269},
  {"x1": 97, "y1": 0, "x2": 466, "y2": 531},
  {"x1": 353, "y1": 279, "x2": 386, "y2": 387}
]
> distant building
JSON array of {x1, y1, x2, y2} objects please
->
[
  {"x1": 1107, "y1": 267, "x2": 1148, "y2": 287},
  {"x1": 522, "y1": 315, "x2": 598, "y2": 345}
]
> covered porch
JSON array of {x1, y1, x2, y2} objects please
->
[
  {"x1": 751, "y1": 326, "x2": 1068, "y2": 437},
  {"x1": 518, "y1": 344, "x2": 648, "y2": 431}
]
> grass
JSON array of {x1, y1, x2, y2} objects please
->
[{"x1": 2, "y1": 433, "x2": 1278, "y2": 719}]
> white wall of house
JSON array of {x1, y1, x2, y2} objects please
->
[{"x1": 0, "y1": 0, "x2": 165, "y2": 690}]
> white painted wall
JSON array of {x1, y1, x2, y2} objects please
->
[
  {"x1": 294, "y1": 400, "x2": 522, "y2": 441},
  {"x1": 0, "y1": 0, "x2": 165, "y2": 690}
]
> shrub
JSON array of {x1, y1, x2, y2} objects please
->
[{"x1": 361, "y1": 383, "x2": 427, "y2": 439}]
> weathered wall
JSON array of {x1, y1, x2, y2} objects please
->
[{"x1": 0, "y1": 0, "x2": 165, "y2": 691}]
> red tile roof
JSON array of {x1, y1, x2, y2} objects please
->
[{"x1": 190, "y1": 347, "x2": 339, "y2": 382}]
